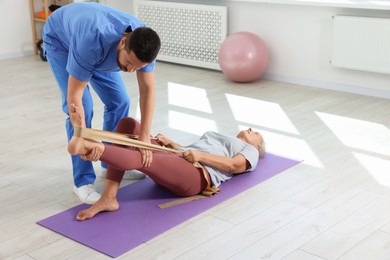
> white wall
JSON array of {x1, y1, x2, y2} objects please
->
[
  {"x1": 2, "y1": 0, "x2": 390, "y2": 98},
  {"x1": 226, "y1": 2, "x2": 390, "y2": 97},
  {"x1": 0, "y1": 1, "x2": 35, "y2": 59},
  {"x1": 0, "y1": 0, "x2": 132, "y2": 60},
  {"x1": 73, "y1": 0, "x2": 133, "y2": 13}
]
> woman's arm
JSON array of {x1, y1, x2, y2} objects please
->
[{"x1": 182, "y1": 150, "x2": 250, "y2": 174}]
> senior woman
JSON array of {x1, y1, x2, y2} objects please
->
[{"x1": 67, "y1": 104, "x2": 265, "y2": 220}]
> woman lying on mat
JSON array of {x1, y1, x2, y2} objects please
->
[{"x1": 68, "y1": 104, "x2": 265, "y2": 220}]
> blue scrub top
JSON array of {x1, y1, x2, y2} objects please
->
[{"x1": 43, "y1": 2, "x2": 156, "y2": 82}]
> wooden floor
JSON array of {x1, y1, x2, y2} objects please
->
[{"x1": 1, "y1": 55, "x2": 390, "y2": 259}]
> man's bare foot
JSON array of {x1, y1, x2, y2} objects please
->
[{"x1": 76, "y1": 196, "x2": 119, "y2": 221}]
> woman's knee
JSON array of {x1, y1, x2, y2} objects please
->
[{"x1": 116, "y1": 117, "x2": 140, "y2": 133}]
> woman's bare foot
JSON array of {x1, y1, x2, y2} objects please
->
[
  {"x1": 67, "y1": 103, "x2": 105, "y2": 160},
  {"x1": 68, "y1": 103, "x2": 87, "y2": 155},
  {"x1": 69, "y1": 103, "x2": 85, "y2": 128},
  {"x1": 76, "y1": 196, "x2": 119, "y2": 221}
]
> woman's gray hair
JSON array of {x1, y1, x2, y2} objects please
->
[{"x1": 256, "y1": 139, "x2": 266, "y2": 158}]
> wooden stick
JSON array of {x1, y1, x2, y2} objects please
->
[
  {"x1": 74, "y1": 127, "x2": 180, "y2": 154},
  {"x1": 118, "y1": 132, "x2": 157, "y2": 141}
]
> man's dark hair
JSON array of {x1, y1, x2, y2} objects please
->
[{"x1": 125, "y1": 27, "x2": 161, "y2": 63}]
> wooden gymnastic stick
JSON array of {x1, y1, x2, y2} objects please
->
[{"x1": 74, "y1": 127, "x2": 181, "y2": 154}]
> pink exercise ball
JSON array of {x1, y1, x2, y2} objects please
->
[{"x1": 219, "y1": 32, "x2": 269, "y2": 83}]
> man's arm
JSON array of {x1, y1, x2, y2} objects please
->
[
  {"x1": 182, "y1": 151, "x2": 250, "y2": 174},
  {"x1": 136, "y1": 71, "x2": 155, "y2": 138},
  {"x1": 67, "y1": 75, "x2": 88, "y2": 125},
  {"x1": 136, "y1": 70, "x2": 156, "y2": 166}
]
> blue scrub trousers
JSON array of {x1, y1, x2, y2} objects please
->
[{"x1": 46, "y1": 54, "x2": 130, "y2": 187}]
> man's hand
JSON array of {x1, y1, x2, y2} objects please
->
[
  {"x1": 81, "y1": 147, "x2": 102, "y2": 162},
  {"x1": 138, "y1": 134, "x2": 153, "y2": 167}
]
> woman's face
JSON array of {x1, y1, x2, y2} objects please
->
[{"x1": 236, "y1": 128, "x2": 263, "y2": 148}]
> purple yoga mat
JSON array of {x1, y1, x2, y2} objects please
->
[{"x1": 37, "y1": 153, "x2": 301, "y2": 258}]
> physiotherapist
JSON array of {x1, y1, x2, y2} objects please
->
[{"x1": 43, "y1": 2, "x2": 161, "y2": 204}]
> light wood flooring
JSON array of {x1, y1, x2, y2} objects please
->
[{"x1": 1, "y1": 55, "x2": 390, "y2": 259}]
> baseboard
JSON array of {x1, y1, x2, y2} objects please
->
[
  {"x1": 263, "y1": 73, "x2": 390, "y2": 100},
  {"x1": 0, "y1": 50, "x2": 35, "y2": 61}
]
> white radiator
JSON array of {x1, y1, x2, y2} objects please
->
[
  {"x1": 134, "y1": 0, "x2": 227, "y2": 70},
  {"x1": 331, "y1": 15, "x2": 390, "y2": 75}
]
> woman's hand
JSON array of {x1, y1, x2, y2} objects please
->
[
  {"x1": 155, "y1": 133, "x2": 182, "y2": 149},
  {"x1": 182, "y1": 150, "x2": 203, "y2": 163},
  {"x1": 155, "y1": 133, "x2": 171, "y2": 147}
]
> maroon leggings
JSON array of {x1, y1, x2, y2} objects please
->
[{"x1": 101, "y1": 117, "x2": 208, "y2": 197}]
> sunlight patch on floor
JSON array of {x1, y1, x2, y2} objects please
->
[
  {"x1": 316, "y1": 112, "x2": 390, "y2": 157},
  {"x1": 168, "y1": 111, "x2": 218, "y2": 135},
  {"x1": 168, "y1": 82, "x2": 212, "y2": 113},
  {"x1": 226, "y1": 94, "x2": 299, "y2": 135},
  {"x1": 353, "y1": 152, "x2": 390, "y2": 187}
]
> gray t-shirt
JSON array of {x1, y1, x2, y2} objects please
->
[{"x1": 180, "y1": 131, "x2": 259, "y2": 187}]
